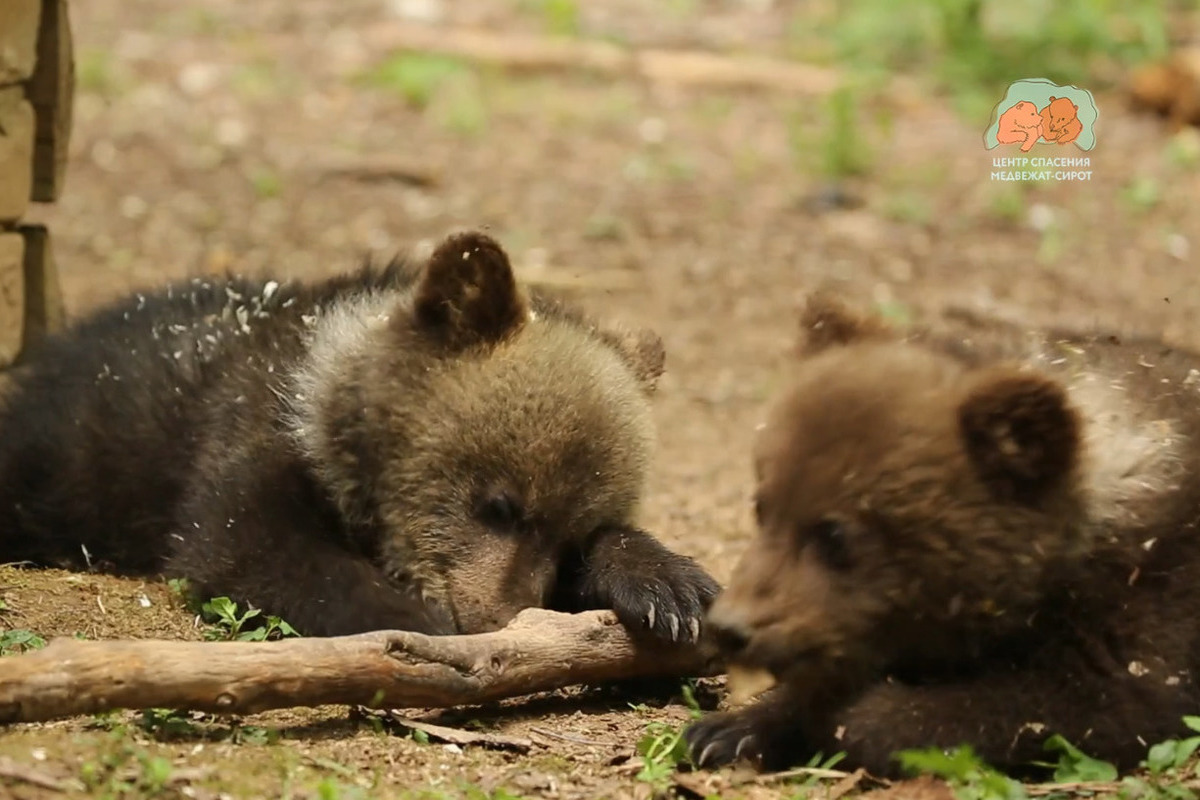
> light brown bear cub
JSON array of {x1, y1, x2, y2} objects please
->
[{"x1": 685, "y1": 294, "x2": 1200, "y2": 777}]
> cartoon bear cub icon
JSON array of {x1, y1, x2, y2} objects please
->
[
  {"x1": 1040, "y1": 96, "x2": 1083, "y2": 145},
  {"x1": 995, "y1": 100, "x2": 1043, "y2": 152}
]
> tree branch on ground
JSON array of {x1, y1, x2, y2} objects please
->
[{"x1": 0, "y1": 609, "x2": 723, "y2": 725}]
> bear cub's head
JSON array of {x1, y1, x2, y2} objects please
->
[
  {"x1": 294, "y1": 231, "x2": 665, "y2": 634},
  {"x1": 708, "y1": 294, "x2": 1092, "y2": 696}
]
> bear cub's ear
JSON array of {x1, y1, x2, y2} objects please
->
[
  {"x1": 413, "y1": 231, "x2": 529, "y2": 350},
  {"x1": 798, "y1": 292, "x2": 893, "y2": 355},
  {"x1": 957, "y1": 368, "x2": 1081, "y2": 503}
]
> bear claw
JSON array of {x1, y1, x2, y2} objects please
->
[{"x1": 685, "y1": 709, "x2": 769, "y2": 769}]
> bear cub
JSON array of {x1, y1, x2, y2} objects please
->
[
  {"x1": 0, "y1": 230, "x2": 718, "y2": 640},
  {"x1": 686, "y1": 294, "x2": 1200, "y2": 777}
]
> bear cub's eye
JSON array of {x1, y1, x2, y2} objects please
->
[
  {"x1": 477, "y1": 490, "x2": 525, "y2": 531},
  {"x1": 808, "y1": 517, "x2": 852, "y2": 571}
]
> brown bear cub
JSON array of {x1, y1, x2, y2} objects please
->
[
  {"x1": 686, "y1": 293, "x2": 1200, "y2": 778},
  {"x1": 0, "y1": 230, "x2": 718, "y2": 639}
]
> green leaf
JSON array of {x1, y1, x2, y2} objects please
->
[
  {"x1": 1043, "y1": 734, "x2": 1118, "y2": 782},
  {"x1": 1146, "y1": 740, "x2": 1180, "y2": 774}
]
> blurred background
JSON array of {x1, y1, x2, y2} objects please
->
[
  {"x1": 2, "y1": 1, "x2": 1200, "y2": 796},
  {"x1": 39, "y1": 0, "x2": 1200, "y2": 569}
]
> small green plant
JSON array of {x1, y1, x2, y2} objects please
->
[
  {"x1": 882, "y1": 191, "x2": 933, "y2": 225},
  {"x1": 785, "y1": 751, "x2": 850, "y2": 794},
  {"x1": 1167, "y1": 129, "x2": 1200, "y2": 171},
  {"x1": 0, "y1": 628, "x2": 46, "y2": 655},
  {"x1": 1146, "y1": 716, "x2": 1200, "y2": 777},
  {"x1": 77, "y1": 49, "x2": 121, "y2": 96},
  {"x1": 1122, "y1": 176, "x2": 1162, "y2": 214},
  {"x1": 680, "y1": 680, "x2": 703, "y2": 719},
  {"x1": 635, "y1": 721, "x2": 690, "y2": 787},
  {"x1": 1042, "y1": 734, "x2": 1118, "y2": 782},
  {"x1": 139, "y1": 708, "x2": 202, "y2": 740},
  {"x1": 360, "y1": 53, "x2": 467, "y2": 110},
  {"x1": 434, "y1": 79, "x2": 488, "y2": 137},
  {"x1": 79, "y1": 733, "x2": 177, "y2": 798},
  {"x1": 818, "y1": 85, "x2": 874, "y2": 179},
  {"x1": 987, "y1": 185, "x2": 1028, "y2": 225},
  {"x1": 896, "y1": 744, "x2": 1027, "y2": 800},
  {"x1": 200, "y1": 596, "x2": 299, "y2": 641},
  {"x1": 876, "y1": 300, "x2": 913, "y2": 325},
  {"x1": 250, "y1": 168, "x2": 283, "y2": 199},
  {"x1": 315, "y1": 777, "x2": 369, "y2": 800},
  {"x1": 525, "y1": 0, "x2": 580, "y2": 36}
]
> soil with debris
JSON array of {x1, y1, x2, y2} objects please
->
[{"x1": 2, "y1": 1, "x2": 1198, "y2": 798}]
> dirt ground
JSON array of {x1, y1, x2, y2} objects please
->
[{"x1": 2, "y1": 0, "x2": 1199, "y2": 798}]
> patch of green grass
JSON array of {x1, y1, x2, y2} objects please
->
[
  {"x1": 1167, "y1": 129, "x2": 1200, "y2": 171},
  {"x1": 434, "y1": 79, "x2": 489, "y2": 137},
  {"x1": 876, "y1": 300, "x2": 914, "y2": 326},
  {"x1": 200, "y1": 596, "x2": 299, "y2": 641},
  {"x1": 250, "y1": 168, "x2": 283, "y2": 199},
  {"x1": 0, "y1": 627, "x2": 46, "y2": 655},
  {"x1": 79, "y1": 732, "x2": 178, "y2": 798},
  {"x1": 1122, "y1": 175, "x2": 1162, "y2": 215},
  {"x1": 635, "y1": 721, "x2": 690, "y2": 788},
  {"x1": 77, "y1": 49, "x2": 122, "y2": 96},
  {"x1": 315, "y1": 778, "x2": 371, "y2": 800},
  {"x1": 882, "y1": 191, "x2": 934, "y2": 225},
  {"x1": 522, "y1": 0, "x2": 581, "y2": 37},
  {"x1": 231, "y1": 62, "x2": 283, "y2": 100},
  {"x1": 896, "y1": 744, "x2": 1028, "y2": 800},
  {"x1": 986, "y1": 184, "x2": 1029, "y2": 225},
  {"x1": 788, "y1": 83, "x2": 877, "y2": 180},
  {"x1": 1036, "y1": 222, "x2": 1066, "y2": 267},
  {"x1": 359, "y1": 53, "x2": 469, "y2": 110},
  {"x1": 899, "y1": 720, "x2": 1200, "y2": 800},
  {"x1": 1040, "y1": 734, "x2": 1119, "y2": 782},
  {"x1": 787, "y1": 0, "x2": 1170, "y2": 119},
  {"x1": 582, "y1": 214, "x2": 626, "y2": 242},
  {"x1": 138, "y1": 708, "x2": 203, "y2": 740}
]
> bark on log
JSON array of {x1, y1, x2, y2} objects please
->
[
  {"x1": 0, "y1": 609, "x2": 723, "y2": 725},
  {"x1": 0, "y1": 85, "x2": 35, "y2": 224},
  {"x1": 0, "y1": 232, "x2": 25, "y2": 368},
  {"x1": 0, "y1": 0, "x2": 42, "y2": 85},
  {"x1": 17, "y1": 223, "x2": 65, "y2": 351},
  {"x1": 29, "y1": 0, "x2": 75, "y2": 202}
]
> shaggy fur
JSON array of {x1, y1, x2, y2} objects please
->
[
  {"x1": 0, "y1": 231, "x2": 719, "y2": 639},
  {"x1": 685, "y1": 294, "x2": 1200, "y2": 778}
]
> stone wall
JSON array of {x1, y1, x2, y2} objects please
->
[{"x1": 0, "y1": 0, "x2": 72, "y2": 367}]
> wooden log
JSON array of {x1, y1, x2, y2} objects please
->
[
  {"x1": 0, "y1": 608, "x2": 723, "y2": 725},
  {"x1": 0, "y1": 232, "x2": 24, "y2": 367},
  {"x1": 361, "y1": 22, "x2": 842, "y2": 95},
  {"x1": 0, "y1": 86, "x2": 35, "y2": 224},
  {"x1": 17, "y1": 223, "x2": 63, "y2": 349},
  {"x1": 28, "y1": 0, "x2": 74, "y2": 203},
  {"x1": 0, "y1": 0, "x2": 42, "y2": 84}
]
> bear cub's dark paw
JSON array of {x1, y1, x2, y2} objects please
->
[
  {"x1": 684, "y1": 694, "x2": 805, "y2": 772},
  {"x1": 577, "y1": 526, "x2": 721, "y2": 644},
  {"x1": 685, "y1": 708, "x2": 768, "y2": 768}
]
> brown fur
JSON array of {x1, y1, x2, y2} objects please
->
[
  {"x1": 0, "y1": 230, "x2": 717, "y2": 640},
  {"x1": 686, "y1": 294, "x2": 1200, "y2": 778}
]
